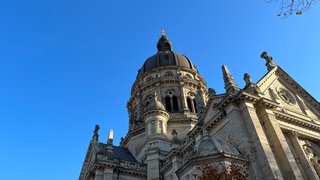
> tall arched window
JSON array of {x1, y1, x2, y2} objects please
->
[{"x1": 165, "y1": 95, "x2": 179, "y2": 112}]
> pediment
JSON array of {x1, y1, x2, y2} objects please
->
[
  {"x1": 256, "y1": 66, "x2": 320, "y2": 123},
  {"x1": 79, "y1": 142, "x2": 97, "y2": 180}
]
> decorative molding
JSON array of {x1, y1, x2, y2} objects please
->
[{"x1": 275, "y1": 111, "x2": 320, "y2": 132}]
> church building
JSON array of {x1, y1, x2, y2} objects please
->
[{"x1": 79, "y1": 32, "x2": 320, "y2": 180}]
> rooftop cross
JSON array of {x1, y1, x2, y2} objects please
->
[{"x1": 161, "y1": 29, "x2": 166, "y2": 36}]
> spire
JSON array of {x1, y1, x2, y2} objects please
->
[
  {"x1": 92, "y1": 124, "x2": 100, "y2": 142},
  {"x1": 157, "y1": 30, "x2": 172, "y2": 52},
  {"x1": 222, "y1": 65, "x2": 239, "y2": 93},
  {"x1": 261, "y1": 51, "x2": 276, "y2": 71},
  {"x1": 106, "y1": 129, "x2": 114, "y2": 156}
]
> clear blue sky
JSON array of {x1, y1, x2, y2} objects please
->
[{"x1": 0, "y1": 1, "x2": 319, "y2": 180}]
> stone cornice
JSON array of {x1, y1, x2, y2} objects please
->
[
  {"x1": 141, "y1": 109, "x2": 170, "y2": 120},
  {"x1": 274, "y1": 110, "x2": 320, "y2": 132},
  {"x1": 181, "y1": 138, "x2": 196, "y2": 155},
  {"x1": 280, "y1": 126, "x2": 320, "y2": 141},
  {"x1": 258, "y1": 98, "x2": 279, "y2": 109},
  {"x1": 213, "y1": 93, "x2": 235, "y2": 111},
  {"x1": 91, "y1": 159, "x2": 147, "y2": 177},
  {"x1": 206, "y1": 110, "x2": 226, "y2": 131},
  {"x1": 131, "y1": 67, "x2": 207, "y2": 97},
  {"x1": 235, "y1": 91, "x2": 260, "y2": 104}
]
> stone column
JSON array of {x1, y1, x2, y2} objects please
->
[
  {"x1": 240, "y1": 101, "x2": 282, "y2": 180},
  {"x1": 288, "y1": 131, "x2": 318, "y2": 180},
  {"x1": 257, "y1": 107, "x2": 303, "y2": 179},
  {"x1": 103, "y1": 168, "x2": 113, "y2": 180},
  {"x1": 137, "y1": 92, "x2": 143, "y2": 120},
  {"x1": 179, "y1": 82, "x2": 188, "y2": 111}
]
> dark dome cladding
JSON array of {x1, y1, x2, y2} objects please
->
[{"x1": 137, "y1": 33, "x2": 197, "y2": 78}]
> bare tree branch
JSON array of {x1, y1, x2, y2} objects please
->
[{"x1": 264, "y1": 0, "x2": 319, "y2": 16}]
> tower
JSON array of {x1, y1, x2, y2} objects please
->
[{"x1": 122, "y1": 31, "x2": 208, "y2": 179}]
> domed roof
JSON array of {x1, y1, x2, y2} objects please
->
[{"x1": 137, "y1": 31, "x2": 197, "y2": 78}]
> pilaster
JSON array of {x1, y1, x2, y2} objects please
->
[
  {"x1": 103, "y1": 168, "x2": 113, "y2": 180},
  {"x1": 257, "y1": 106, "x2": 303, "y2": 179},
  {"x1": 171, "y1": 156, "x2": 182, "y2": 180},
  {"x1": 146, "y1": 148, "x2": 161, "y2": 180},
  {"x1": 288, "y1": 131, "x2": 318, "y2": 180},
  {"x1": 95, "y1": 169, "x2": 104, "y2": 180},
  {"x1": 240, "y1": 101, "x2": 282, "y2": 180}
]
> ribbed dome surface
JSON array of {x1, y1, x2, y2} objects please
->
[
  {"x1": 136, "y1": 33, "x2": 198, "y2": 78},
  {"x1": 137, "y1": 50, "x2": 197, "y2": 78}
]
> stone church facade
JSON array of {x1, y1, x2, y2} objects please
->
[{"x1": 79, "y1": 32, "x2": 320, "y2": 180}]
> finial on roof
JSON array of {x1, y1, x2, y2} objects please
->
[
  {"x1": 222, "y1": 65, "x2": 239, "y2": 93},
  {"x1": 243, "y1": 73, "x2": 262, "y2": 95},
  {"x1": 244, "y1": 73, "x2": 253, "y2": 85},
  {"x1": 157, "y1": 30, "x2": 172, "y2": 52},
  {"x1": 92, "y1": 124, "x2": 100, "y2": 141},
  {"x1": 107, "y1": 129, "x2": 114, "y2": 145},
  {"x1": 261, "y1": 51, "x2": 276, "y2": 71},
  {"x1": 161, "y1": 29, "x2": 166, "y2": 36}
]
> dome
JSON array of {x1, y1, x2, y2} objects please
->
[{"x1": 137, "y1": 32, "x2": 197, "y2": 78}]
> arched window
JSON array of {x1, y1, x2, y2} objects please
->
[{"x1": 165, "y1": 95, "x2": 179, "y2": 112}]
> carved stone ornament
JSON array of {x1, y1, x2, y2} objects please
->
[{"x1": 277, "y1": 88, "x2": 295, "y2": 104}]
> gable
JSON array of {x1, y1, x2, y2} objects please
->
[
  {"x1": 79, "y1": 142, "x2": 96, "y2": 180},
  {"x1": 256, "y1": 66, "x2": 320, "y2": 124}
]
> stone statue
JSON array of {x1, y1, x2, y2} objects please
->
[
  {"x1": 261, "y1": 51, "x2": 276, "y2": 71},
  {"x1": 92, "y1": 124, "x2": 100, "y2": 141}
]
